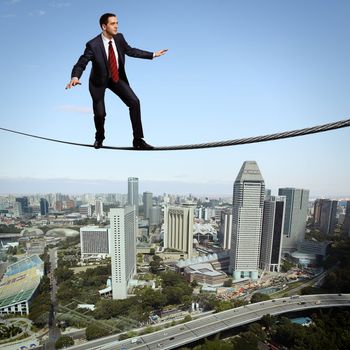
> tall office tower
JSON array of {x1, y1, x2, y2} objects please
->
[
  {"x1": 40, "y1": 198, "x2": 49, "y2": 216},
  {"x1": 219, "y1": 210, "x2": 232, "y2": 249},
  {"x1": 278, "y1": 188, "x2": 309, "y2": 251},
  {"x1": 128, "y1": 177, "x2": 139, "y2": 215},
  {"x1": 313, "y1": 199, "x2": 322, "y2": 227},
  {"x1": 260, "y1": 196, "x2": 285, "y2": 272},
  {"x1": 164, "y1": 204, "x2": 194, "y2": 258},
  {"x1": 15, "y1": 197, "x2": 29, "y2": 215},
  {"x1": 343, "y1": 201, "x2": 350, "y2": 235},
  {"x1": 80, "y1": 226, "x2": 109, "y2": 260},
  {"x1": 143, "y1": 192, "x2": 153, "y2": 219},
  {"x1": 79, "y1": 204, "x2": 92, "y2": 217},
  {"x1": 95, "y1": 200, "x2": 104, "y2": 221},
  {"x1": 229, "y1": 161, "x2": 265, "y2": 280},
  {"x1": 12, "y1": 202, "x2": 22, "y2": 218},
  {"x1": 319, "y1": 199, "x2": 338, "y2": 235},
  {"x1": 108, "y1": 207, "x2": 137, "y2": 299},
  {"x1": 150, "y1": 206, "x2": 162, "y2": 226}
]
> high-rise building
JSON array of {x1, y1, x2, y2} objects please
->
[
  {"x1": 313, "y1": 199, "x2": 322, "y2": 227},
  {"x1": 15, "y1": 197, "x2": 29, "y2": 215},
  {"x1": 128, "y1": 177, "x2": 139, "y2": 215},
  {"x1": 219, "y1": 210, "x2": 232, "y2": 249},
  {"x1": 229, "y1": 161, "x2": 265, "y2": 280},
  {"x1": 95, "y1": 200, "x2": 104, "y2": 221},
  {"x1": 150, "y1": 206, "x2": 162, "y2": 226},
  {"x1": 79, "y1": 204, "x2": 92, "y2": 217},
  {"x1": 164, "y1": 204, "x2": 194, "y2": 258},
  {"x1": 108, "y1": 207, "x2": 137, "y2": 299},
  {"x1": 40, "y1": 198, "x2": 49, "y2": 216},
  {"x1": 343, "y1": 201, "x2": 350, "y2": 235},
  {"x1": 319, "y1": 199, "x2": 338, "y2": 235},
  {"x1": 260, "y1": 196, "x2": 285, "y2": 272},
  {"x1": 278, "y1": 188, "x2": 309, "y2": 251},
  {"x1": 143, "y1": 192, "x2": 153, "y2": 219},
  {"x1": 80, "y1": 226, "x2": 109, "y2": 260}
]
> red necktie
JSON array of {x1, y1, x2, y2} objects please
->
[{"x1": 108, "y1": 40, "x2": 119, "y2": 82}]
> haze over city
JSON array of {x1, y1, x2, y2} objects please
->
[{"x1": 0, "y1": 0, "x2": 349, "y2": 197}]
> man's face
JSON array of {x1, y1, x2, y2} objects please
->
[{"x1": 103, "y1": 16, "x2": 118, "y2": 36}]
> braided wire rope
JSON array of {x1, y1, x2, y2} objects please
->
[{"x1": 1, "y1": 118, "x2": 349, "y2": 151}]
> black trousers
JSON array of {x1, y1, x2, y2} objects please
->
[{"x1": 92, "y1": 79, "x2": 144, "y2": 141}]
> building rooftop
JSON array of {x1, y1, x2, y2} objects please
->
[{"x1": 0, "y1": 258, "x2": 43, "y2": 309}]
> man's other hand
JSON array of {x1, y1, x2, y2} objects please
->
[
  {"x1": 65, "y1": 78, "x2": 81, "y2": 89},
  {"x1": 154, "y1": 49, "x2": 168, "y2": 58}
]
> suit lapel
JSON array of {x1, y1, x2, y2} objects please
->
[
  {"x1": 114, "y1": 36, "x2": 124, "y2": 67},
  {"x1": 97, "y1": 35, "x2": 109, "y2": 71}
]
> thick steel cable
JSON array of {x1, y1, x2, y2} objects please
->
[{"x1": 0, "y1": 118, "x2": 349, "y2": 151}]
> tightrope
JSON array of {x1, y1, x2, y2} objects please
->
[{"x1": 1, "y1": 118, "x2": 349, "y2": 151}]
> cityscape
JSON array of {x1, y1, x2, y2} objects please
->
[
  {"x1": 1, "y1": 1, "x2": 350, "y2": 349},
  {"x1": 1, "y1": 161, "x2": 350, "y2": 350}
]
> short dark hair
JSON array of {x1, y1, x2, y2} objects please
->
[{"x1": 99, "y1": 13, "x2": 116, "y2": 29}]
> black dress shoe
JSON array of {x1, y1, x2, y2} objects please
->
[
  {"x1": 94, "y1": 140, "x2": 103, "y2": 149},
  {"x1": 133, "y1": 138, "x2": 154, "y2": 150}
]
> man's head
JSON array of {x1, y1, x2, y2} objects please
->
[{"x1": 100, "y1": 13, "x2": 118, "y2": 37}]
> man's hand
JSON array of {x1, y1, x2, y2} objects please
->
[
  {"x1": 154, "y1": 49, "x2": 168, "y2": 58},
  {"x1": 65, "y1": 78, "x2": 81, "y2": 89}
]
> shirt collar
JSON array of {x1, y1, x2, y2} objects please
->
[{"x1": 101, "y1": 33, "x2": 114, "y2": 45}]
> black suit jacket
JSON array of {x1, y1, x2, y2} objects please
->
[{"x1": 71, "y1": 33, "x2": 153, "y2": 98}]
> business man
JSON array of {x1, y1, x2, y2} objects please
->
[{"x1": 66, "y1": 13, "x2": 167, "y2": 150}]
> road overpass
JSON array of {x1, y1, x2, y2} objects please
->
[{"x1": 68, "y1": 293, "x2": 350, "y2": 350}]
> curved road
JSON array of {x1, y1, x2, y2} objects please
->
[{"x1": 65, "y1": 293, "x2": 350, "y2": 350}]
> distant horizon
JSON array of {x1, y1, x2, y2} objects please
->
[{"x1": 0, "y1": 176, "x2": 349, "y2": 200}]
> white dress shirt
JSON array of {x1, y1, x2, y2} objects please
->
[{"x1": 101, "y1": 33, "x2": 119, "y2": 67}]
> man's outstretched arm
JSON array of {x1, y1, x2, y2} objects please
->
[{"x1": 65, "y1": 44, "x2": 94, "y2": 89}]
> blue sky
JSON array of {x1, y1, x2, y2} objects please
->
[{"x1": 0, "y1": 0, "x2": 349, "y2": 197}]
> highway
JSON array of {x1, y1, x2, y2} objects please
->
[{"x1": 67, "y1": 294, "x2": 350, "y2": 350}]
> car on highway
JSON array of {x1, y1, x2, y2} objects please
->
[
  {"x1": 169, "y1": 336, "x2": 175, "y2": 340},
  {"x1": 131, "y1": 338, "x2": 142, "y2": 344}
]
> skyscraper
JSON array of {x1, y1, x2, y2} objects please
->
[
  {"x1": 40, "y1": 198, "x2": 49, "y2": 216},
  {"x1": 150, "y1": 206, "x2": 162, "y2": 226},
  {"x1": 343, "y1": 201, "x2": 350, "y2": 235},
  {"x1": 229, "y1": 161, "x2": 265, "y2": 280},
  {"x1": 15, "y1": 197, "x2": 29, "y2": 215},
  {"x1": 128, "y1": 177, "x2": 139, "y2": 215},
  {"x1": 108, "y1": 207, "x2": 137, "y2": 299},
  {"x1": 278, "y1": 188, "x2": 309, "y2": 251},
  {"x1": 80, "y1": 226, "x2": 109, "y2": 260},
  {"x1": 95, "y1": 199, "x2": 104, "y2": 221},
  {"x1": 319, "y1": 199, "x2": 338, "y2": 235},
  {"x1": 219, "y1": 210, "x2": 232, "y2": 250},
  {"x1": 143, "y1": 191, "x2": 153, "y2": 219},
  {"x1": 164, "y1": 204, "x2": 194, "y2": 258},
  {"x1": 260, "y1": 196, "x2": 285, "y2": 272}
]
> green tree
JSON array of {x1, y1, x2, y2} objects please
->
[
  {"x1": 85, "y1": 324, "x2": 110, "y2": 340},
  {"x1": 281, "y1": 259, "x2": 294, "y2": 272},
  {"x1": 54, "y1": 267, "x2": 74, "y2": 284},
  {"x1": 223, "y1": 278, "x2": 233, "y2": 287},
  {"x1": 215, "y1": 300, "x2": 233, "y2": 313},
  {"x1": 55, "y1": 335, "x2": 74, "y2": 349},
  {"x1": 233, "y1": 331, "x2": 259, "y2": 350},
  {"x1": 250, "y1": 293, "x2": 270, "y2": 303}
]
